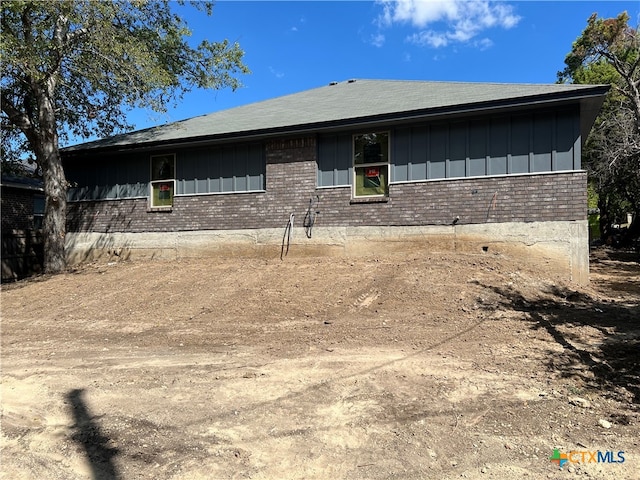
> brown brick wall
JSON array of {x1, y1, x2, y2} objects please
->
[
  {"x1": 1, "y1": 187, "x2": 44, "y2": 281},
  {"x1": 67, "y1": 136, "x2": 587, "y2": 233},
  {"x1": 2, "y1": 187, "x2": 35, "y2": 231},
  {"x1": 318, "y1": 172, "x2": 587, "y2": 227}
]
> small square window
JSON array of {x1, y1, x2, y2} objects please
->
[
  {"x1": 355, "y1": 165, "x2": 389, "y2": 197},
  {"x1": 149, "y1": 180, "x2": 175, "y2": 209}
]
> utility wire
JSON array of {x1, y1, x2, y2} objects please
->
[{"x1": 280, "y1": 213, "x2": 294, "y2": 260}]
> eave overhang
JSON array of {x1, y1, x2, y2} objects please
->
[{"x1": 61, "y1": 84, "x2": 610, "y2": 159}]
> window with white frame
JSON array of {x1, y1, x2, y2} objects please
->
[
  {"x1": 150, "y1": 154, "x2": 176, "y2": 209},
  {"x1": 353, "y1": 132, "x2": 389, "y2": 197}
]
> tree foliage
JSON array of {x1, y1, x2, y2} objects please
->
[
  {"x1": 1, "y1": 0, "x2": 249, "y2": 272},
  {"x1": 558, "y1": 12, "x2": 640, "y2": 243}
]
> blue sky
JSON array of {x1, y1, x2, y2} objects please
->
[{"x1": 125, "y1": 0, "x2": 639, "y2": 133}]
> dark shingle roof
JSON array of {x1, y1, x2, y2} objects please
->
[
  {"x1": 1, "y1": 174, "x2": 44, "y2": 191},
  {"x1": 63, "y1": 79, "x2": 608, "y2": 152}
]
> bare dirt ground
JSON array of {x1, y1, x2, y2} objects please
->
[{"x1": 1, "y1": 247, "x2": 639, "y2": 480}]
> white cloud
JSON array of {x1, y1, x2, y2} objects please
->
[
  {"x1": 371, "y1": 32, "x2": 386, "y2": 47},
  {"x1": 269, "y1": 67, "x2": 285, "y2": 79},
  {"x1": 376, "y1": 0, "x2": 521, "y2": 49},
  {"x1": 382, "y1": 0, "x2": 460, "y2": 27},
  {"x1": 408, "y1": 30, "x2": 450, "y2": 48},
  {"x1": 291, "y1": 16, "x2": 305, "y2": 33},
  {"x1": 475, "y1": 37, "x2": 494, "y2": 51}
]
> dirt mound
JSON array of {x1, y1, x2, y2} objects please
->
[{"x1": 1, "y1": 248, "x2": 639, "y2": 479}]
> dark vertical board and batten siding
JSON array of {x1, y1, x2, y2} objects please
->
[
  {"x1": 317, "y1": 108, "x2": 581, "y2": 185},
  {"x1": 316, "y1": 133, "x2": 351, "y2": 187},
  {"x1": 66, "y1": 143, "x2": 265, "y2": 201},
  {"x1": 449, "y1": 122, "x2": 466, "y2": 179},
  {"x1": 66, "y1": 153, "x2": 148, "y2": 201},
  {"x1": 67, "y1": 109, "x2": 580, "y2": 202},
  {"x1": 177, "y1": 144, "x2": 264, "y2": 195},
  {"x1": 510, "y1": 115, "x2": 530, "y2": 174}
]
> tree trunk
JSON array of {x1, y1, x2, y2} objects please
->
[
  {"x1": 598, "y1": 196, "x2": 612, "y2": 242},
  {"x1": 41, "y1": 146, "x2": 67, "y2": 273},
  {"x1": 36, "y1": 83, "x2": 67, "y2": 274}
]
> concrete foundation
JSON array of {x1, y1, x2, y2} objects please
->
[{"x1": 65, "y1": 220, "x2": 589, "y2": 284}]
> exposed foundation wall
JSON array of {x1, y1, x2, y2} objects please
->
[
  {"x1": 66, "y1": 220, "x2": 589, "y2": 284},
  {"x1": 65, "y1": 135, "x2": 590, "y2": 283}
]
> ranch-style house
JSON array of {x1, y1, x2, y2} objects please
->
[{"x1": 61, "y1": 79, "x2": 608, "y2": 283}]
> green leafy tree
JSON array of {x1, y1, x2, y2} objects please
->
[
  {"x1": 1, "y1": 0, "x2": 249, "y2": 272},
  {"x1": 558, "y1": 12, "x2": 640, "y2": 243}
]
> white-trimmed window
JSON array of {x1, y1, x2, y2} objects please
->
[
  {"x1": 353, "y1": 132, "x2": 389, "y2": 197},
  {"x1": 149, "y1": 154, "x2": 175, "y2": 209}
]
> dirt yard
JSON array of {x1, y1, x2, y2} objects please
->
[{"x1": 1, "y1": 247, "x2": 639, "y2": 480}]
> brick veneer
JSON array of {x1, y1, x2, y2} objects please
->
[
  {"x1": 1, "y1": 186, "x2": 44, "y2": 281},
  {"x1": 2, "y1": 187, "x2": 36, "y2": 231},
  {"x1": 66, "y1": 136, "x2": 587, "y2": 233},
  {"x1": 320, "y1": 172, "x2": 587, "y2": 227}
]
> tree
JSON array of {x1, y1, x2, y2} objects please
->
[
  {"x1": 1, "y1": 0, "x2": 249, "y2": 272},
  {"x1": 558, "y1": 12, "x2": 640, "y2": 243}
]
